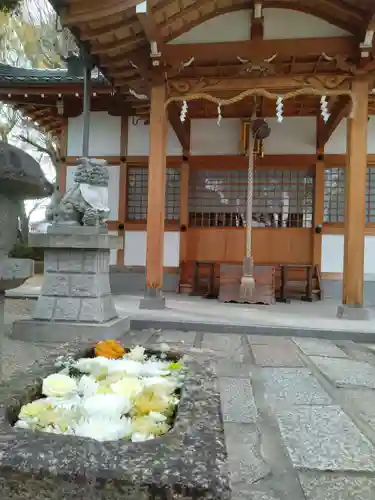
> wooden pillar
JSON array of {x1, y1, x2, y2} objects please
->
[
  {"x1": 312, "y1": 159, "x2": 325, "y2": 268},
  {"x1": 140, "y1": 83, "x2": 167, "y2": 309},
  {"x1": 58, "y1": 120, "x2": 68, "y2": 194},
  {"x1": 117, "y1": 115, "x2": 129, "y2": 266},
  {"x1": 339, "y1": 78, "x2": 369, "y2": 318},
  {"x1": 179, "y1": 160, "x2": 189, "y2": 264}
]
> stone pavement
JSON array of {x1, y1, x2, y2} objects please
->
[{"x1": 129, "y1": 329, "x2": 375, "y2": 500}]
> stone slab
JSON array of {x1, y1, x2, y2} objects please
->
[
  {"x1": 261, "y1": 368, "x2": 332, "y2": 406},
  {"x1": 0, "y1": 340, "x2": 230, "y2": 500},
  {"x1": 337, "y1": 304, "x2": 371, "y2": 321},
  {"x1": 130, "y1": 319, "x2": 375, "y2": 343},
  {"x1": 202, "y1": 334, "x2": 246, "y2": 360},
  {"x1": 247, "y1": 335, "x2": 292, "y2": 345},
  {"x1": 213, "y1": 359, "x2": 252, "y2": 378},
  {"x1": 224, "y1": 423, "x2": 271, "y2": 487},
  {"x1": 292, "y1": 337, "x2": 348, "y2": 358},
  {"x1": 139, "y1": 295, "x2": 166, "y2": 310},
  {"x1": 298, "y1": 472, "x2": 375, "y2": 500},
  {"x1": 30, "y1": 231, "x2": 122, "y2": 250},
  {"x1": 154, "y1": 330, "x2": 197, "y2": 346},
  {"x1": 339, "y1": 388, "x2": 375, "y2": 428},
  {"x1": 10, "y1": 315, "x2": 130, "y2": 343},
  {"x1": 219, "y1": 377, "x2": 257, "y2": 423},
  {"x1": 276, "y1": 406, "x2": 375, "y2": 471},
  {"x1": 310, "y1": 356, "x2": 375, "y2": 389},
  {"x1": 252, "y1": 344, "x2": 304, "y2": 367}
]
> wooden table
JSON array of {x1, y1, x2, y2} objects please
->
[
  {"x1": 278, "y1": 264, "x2": 313, "y2": 303},
  {"x1": 191, "y1": 261, "x2": 216, "y2": 297}
]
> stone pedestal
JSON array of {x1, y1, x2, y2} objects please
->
[{"x1": 11, "y1": 226, "x2": 130, "y2": 343}]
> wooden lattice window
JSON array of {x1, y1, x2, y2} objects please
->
[
  {"x1": 324, "y1": 168, "x2": 345, "y2": 223},
  {"x1": 127, "y1": 167, "x2": 180, "y2": 221},
  {"x1": 188, "y1": 169, "x2": 313, "y2": 228}
]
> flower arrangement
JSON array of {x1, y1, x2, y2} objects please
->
[{"x1": 14, "y1": 341, "x2": 185, "y2": 442}]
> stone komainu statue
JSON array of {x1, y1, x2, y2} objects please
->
[{"x1": 47, "y1": 157, "x2": 110, "y2": 227}]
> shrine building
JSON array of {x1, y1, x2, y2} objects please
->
[{"x1": 2, "y1": 0, "x2": 375, "y2": 316}]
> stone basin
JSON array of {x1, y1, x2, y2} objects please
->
[{"x1": 0, "y1": 340, "x2": 230, "y2": 500}]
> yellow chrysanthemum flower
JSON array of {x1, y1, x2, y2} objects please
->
[
  {"x1": 19, "y1": 399, "x2": 51, "y2": 420},
  {"x1": 132, "y1": 416, "x2": 169, "y2": 436},
  {"x1": 132, "y1": 388, "x2": 170, "y2": 416}
]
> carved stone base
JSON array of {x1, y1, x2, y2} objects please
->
[
  {"x1": 139, "y1": 287, "x2": 166, "y2": 310},
  {"x1": 11, "y1": 316, "x2": 130, "y2": 344},
  {"x1": 12, "y1": 226, "x2": 124, "y2": 343},
  {"x1": 337, "y1": 304, "x2": 371, "y2": 321}
]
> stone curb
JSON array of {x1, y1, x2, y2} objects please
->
[{"x1": 130, "y1": 318, "x2": 375, "y2": 343}]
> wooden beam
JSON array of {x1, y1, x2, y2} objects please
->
[
  {"x1": 164, "y1": 37, "x2": 357, "y2": 64},
  {"x1": 251, "y1": 1, "x2": 263, "y2": 40},
  {"x1": 136, "y1": 1, "x2": 164, "y2": 48},
  {"x1": 168, "y1": 102, "x2": 190, "y2": 154},
  {"x1": 62, "y1": 0, "x2": 143, "y2": 25},
  {"x1": 168, "y1": 74, "x2": 352, "y2": 95},
  {"x1": 317, "y1": 96, "x2": 351, "y2": 149}
]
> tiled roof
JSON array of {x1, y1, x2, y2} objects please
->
[{"x1": 0, "y1": 63, "x2": 108, "y2": 85}]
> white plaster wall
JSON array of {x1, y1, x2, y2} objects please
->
[
  {"x1": 108, "y1": 230, "x2": 118, "y2": 265},
  {"x1": 321, "y1": 235, "x2": 344, "y2": 273},
  {"x1": 322, "y1": 234, "x2": 375, "y2": 275},
  {"x1": 169, "y1": 11, "x2": 252, "y2": 44},
  {"x1": 66, "y1": 164, "x2": 120, "y2": 220},
  {"x1": 67, "y1": 112, "x2": 121, "y2": 157},
  {"x1": 325, "y1": 117, "x2": 375, "y2": 154},
  {"x1": 190, "y1": 118, "x2": 241, "y2": 155},
  {"x1": 124, "y1": 231, "x2": 180, "y2": 267},
  {"x1": 264, "y1": 9, "x2": 349, "y2": 39},
  {"x1": 264, "y1": 117, "x2": 316, "y2": 155},
  {"x1": 127, "y1": 118, "x2": 182, "y2": 156},
  {"x1": 168, "y1": 8, "x2": 348, "y2": 45}
]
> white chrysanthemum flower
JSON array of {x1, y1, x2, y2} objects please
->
[
  {"x1": 139, "y1": 361, "x2": 170, "y2": 377},
  {"x1": 14, "y1": 420, "x2": 32, "y2": 430},
  {"x1": 42, "y1": 374, "x2": 78, "y2": 398},
  {"x1": 47, "y1": 394, "x2": 81, "y2": 410},
  {"x1": 74, "y1": 416, "x2": 133, "y2": 441},
  {"x1": 111, "y1": 377, "x2": 143, "y2": 398},
  {"x1": 74, "y1": 357, "x2": 111, "y2": 377},
  {"x1": 143, "y1": 376, "x2": 176, "y2": 392},
  {"x1": 77, "y1": 375, "x2": 99, "y2": 397},
  {"x1": 131, "y1": 432, "x2": 155, "y2": 442},
  {"x1": 106, "y1": 359, "x2": 143, "y2": 377},
  {"x1": 81, "y1": 394, "x2": 132, "y2": 418},
  {"x1": 127, "y1": 346, "x2": 146, "y2": 362}
]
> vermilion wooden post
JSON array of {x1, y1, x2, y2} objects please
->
[
  {"x1": 140, "y1": 82, "x2": 167, "y2": 309},
  {"x1": 338, "y1": 78, "x2": 370, "y2": 319}
]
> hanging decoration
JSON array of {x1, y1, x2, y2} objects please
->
[
  {"x1": 165, "y1": 87, "x2": 355, "y2": 117},
  {"x1": 180, "y1": 100, "x2": 188, "y2": 122},
  {"x1": 320, "y1": 96, "x2": 330, "y2": 122},
  {"x1": 217, "y1": 104, "x2": 222, "y2": 125},
  {"x1": 276, "y1": 96, "x2": 284, "y2": 123}
]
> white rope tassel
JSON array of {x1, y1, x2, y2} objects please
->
[
  {"x1": 217, "y1": 104, "x2": 222, "y2": 125},
  {"x1": 320, "y1": 96, "x2": 330, "y2": 123},
  {"x1": 180, "y1": 100, "x2": 188, "y2": 122}
]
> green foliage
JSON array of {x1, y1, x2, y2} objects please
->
[{"x1": 9, "y1": 242, "x2": 44, "y2": 261}]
